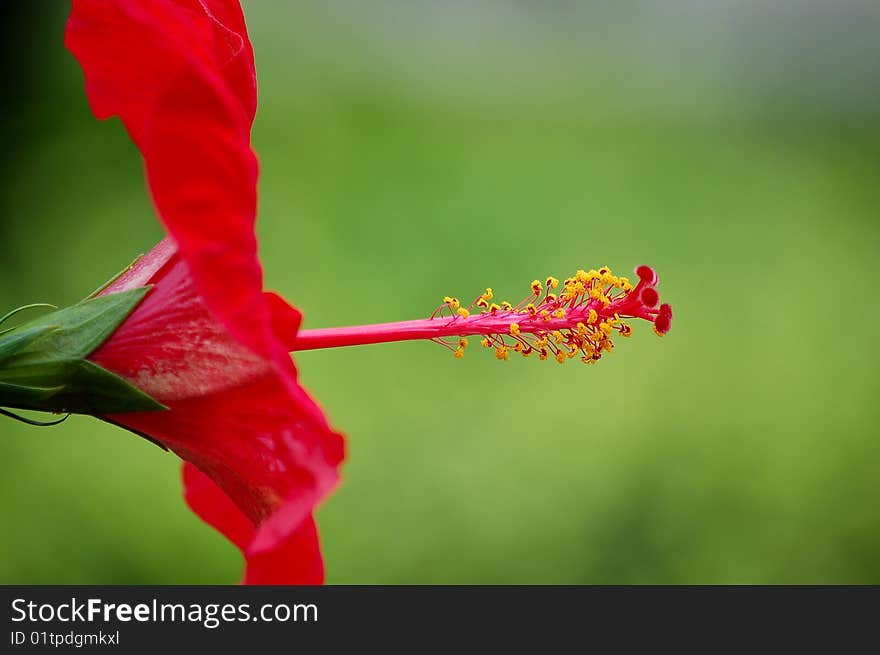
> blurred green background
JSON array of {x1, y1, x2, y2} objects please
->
[{"x1": 1, "y1": 1, "x2": 879, "y2": 583}]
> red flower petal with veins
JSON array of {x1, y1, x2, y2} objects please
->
[
  {"x1": 66, "y1": 1, "x2": 345, "y2": 583},
  {"x1": 91, "y1": 240, "x2": 344, "y2": 584}
]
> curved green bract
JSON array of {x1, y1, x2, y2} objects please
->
[
  {"x1": 0, "y1": 303, "x2": 57, "y2": 334},
  {"x1": 0, "y1": 288, "x2": 166, "y2": 416}
]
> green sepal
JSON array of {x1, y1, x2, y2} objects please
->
[
  {"x1": 6, "y1": 287, "x2": 153, "y2": 361},
  {"x1": 0, "y1": 288, "x2": 167, "y2": 415},
  {"x1": 0, "y1": 324, "x2": 57, "y2": 362},
  {"x1": 85, "y1": 253, "x2": 145, "y2": 299}
]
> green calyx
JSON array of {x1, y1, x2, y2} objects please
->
[{"x1": 0, "y1": 288, "x2": 166, "y2": 417}]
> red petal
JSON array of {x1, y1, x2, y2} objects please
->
[
  {"x1": 65, "y1": 0, "x2": 255, "y2": 145},
  {"x1": 182, "y1": 461, "x2": 253, "y2": 552},
  {"x1": 66, "y1": 0, "x2": 269, "y2": 359},
  {"x1": 183, "y1": 463, "x2": 324, "y2": 584},
  {"x1": 93, "y1": 252, "x2": 344, "y2": 524},
  {"x1": 91, "y1": 246, "x2": 344, "y2": 583},
  {"x1": 264, "y1": 292, "x2": 303, "y2": 352},
  {"x1": 244, "y1": 514, "x2": 324, "y2": 585},
  {"x1": 144, "y1": 68, "x2": 266, "y2": 358},
  {"x1": 197, "y1": 0, "x2": 257, "y2": 124}
]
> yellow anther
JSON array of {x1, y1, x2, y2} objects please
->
[
  {"x1": 546, "y1": 276, "x2": 559, "y2": 289},
  {"x1": 587, "y1": 309, "x2": 598, "y2": 324},
  {"x1": 509, "y1": 323, "x2": 521, "y2": 336},
  {"x1": 453, "y1": 348, "x2": 465, "y2": 359},
  {"x1": 555, "y1": 351, "x2": 566, "y2": 364},
  {"x1": 540, "y1": 309, "x2": 551, "y2": 322},
  {"x1": 531, "y1": 279, "x2": 542, "y2": 294},
  {"x1": 546, "y1": 293, "x2": 557, "y2": 302},
  {"x1": 513, "y1": 342, "x2": 523, "y2": 352},
  {"x1": 495, "y1": 345, "x2": 510, "y2": 361},
  {"x1": 525, "y1": 303, "x2": 537, "y2": 315},
  {"x1": 619, "y1": 277, "x2": 633, "y2": 292},
  {"x1": 598, "y1": 267, "x2": 618, "y2": 285},
  {"x1": 457, "y1": 308, "x2": 470, "y2": 318},
  {"x1": 480, "y1": 338, "x2": 490, "y2": 348},
  {"x1": 551, "y1": 330, "x2": 564, "y2": 344},
  {"x1": 565, "y1": 281, "x2": 585, "y2": 297},
  {"x1": 538, "y1": 348, "x2": 549, "y2": 361},
  {"x1": 489, "y1": 303, "x2": 501, "y2": 313},
  {"x1": 580, "y1": 356, "x2": 596, "y2": 365},
  {"x1": 483, "y1": 288, "x2": 494, "y2": 300},
  {"x1": 600, "y1": 321, "x2": 613, "y2": 337},
  {"x1": 619, "y1": 324, "x2": 633, "y2": 337},
  {"x1": 444, "y1": 296, "x2": 460, "y2": 310},
  {"x1": 535, "y1": 337, "x2": 549, "y2": 348},
  {"x1": 501, "y1": 301, "x2": 512, "y2": 311},
  {"x1": 459, "y1": 338, "x2": 469, "y2": 349},
  {"x1": 476, "y1": 298, "x2": 489, "y2": 309},
  {"x1": 552, "y1": 308, "x2": 566, "y2": 319},
  {"x1": 576, "y1": 322, "x2": 588, "y2": 336}
]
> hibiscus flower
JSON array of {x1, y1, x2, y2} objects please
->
[{"x1": 0, "y1": 0, "x2": 672, "y2": 585}]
